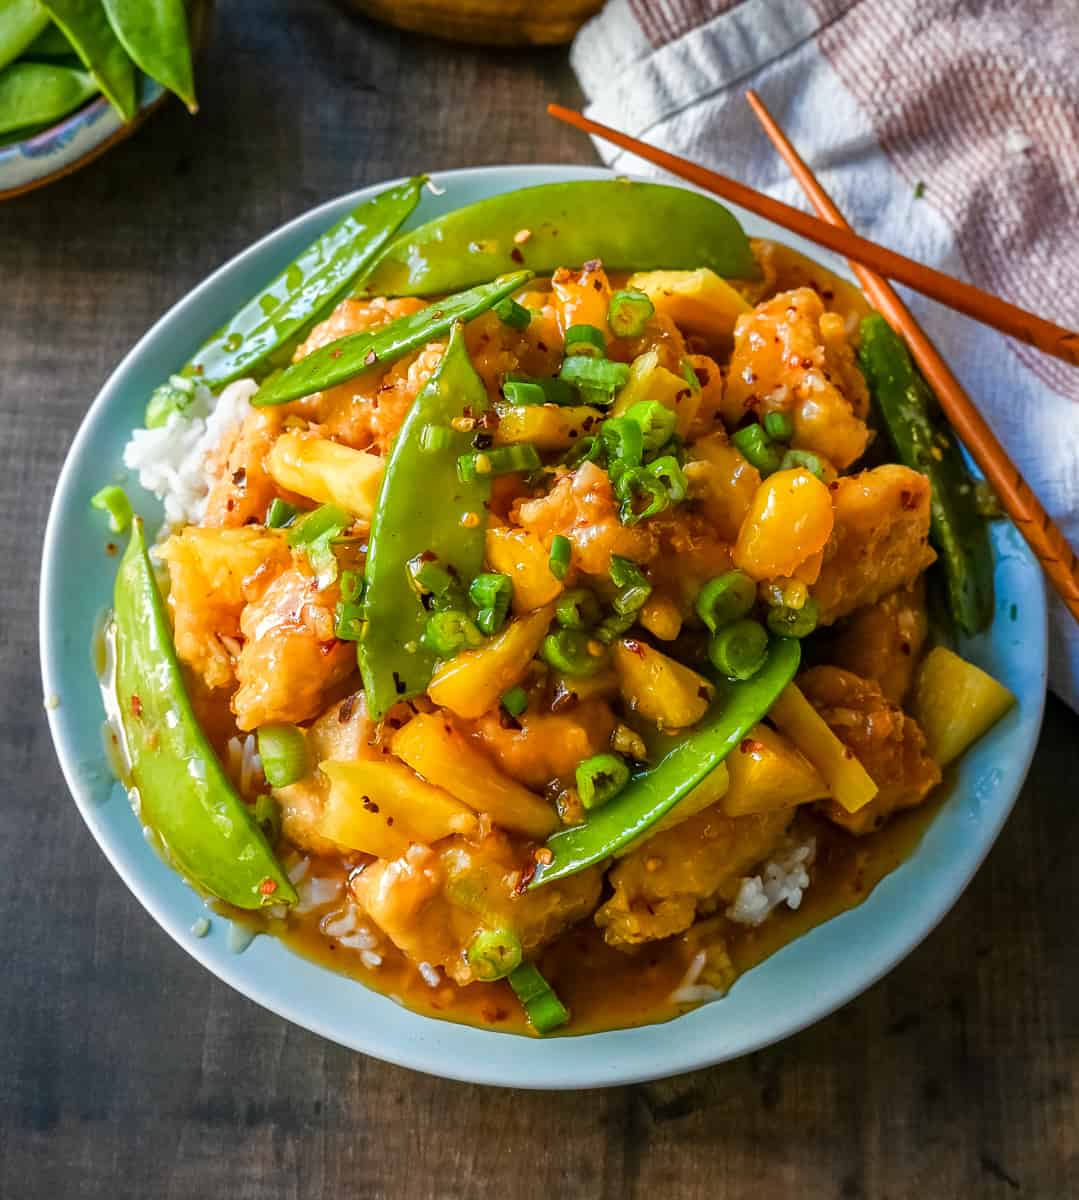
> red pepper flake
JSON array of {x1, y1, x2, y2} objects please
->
[
  {"x1": 740, "y1": 738, "x2": 765, "y2": 754},
  {"x1": 232, "y1": 467, "x2": 247, "y2": 486},
  {"x1": 362, "y1": 796, "x2": 379, "y2": 813},
  {"x1": 130, "y1": 694, "x2": 143, "y2": 717},
  {"x1": 331, "y1": 348, "x2": 343, "y2": 360},
  {"x1": 510, "y1": 247, "x2": 524, "y2": 264},
  {"x1": 339, "y1": 694, "x2": 357, "y2": 724},
  {"x1": 259, "y1": 878, "x2": 278, "y2": 896},
  {"x1": 105, "y1": 542, "x2": 117, "y2": 556},
  {"x1": 623, "y1": 639, "x2": 646, "y2": 658},
  {"x1": 514, "y1": 861, "x2": 538, "y2": 894}
]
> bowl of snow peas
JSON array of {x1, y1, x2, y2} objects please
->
[{"x1": 0, "y1": 0, "x2": 210, "y2": 199}]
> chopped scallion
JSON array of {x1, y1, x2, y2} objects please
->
[
  {"x1": 90, "y1": 485, "x2": 132, "y2": 533},
  {"x1": 508, "y1": 962, "x2": 569, "y2": 1034},
  {"x1": 458, "y1": 443, "x2": 541, "y2": 481},
  {"x1": 555, "y1": 588, "x2": 601, "y2": 629},
  {"x1": 422, "y1": 610, "x2": 484, "y2": 657},
  {"x1": 501, "y1": 687, "x2": 530, "y2": 718},
  {"x1": 695, "y1": 571, "x2": 756, "y2": 633},
  {"x1": 624, "y1": 400, "x2": 676, "y2": 452},
  {"x1": 549, "y1": 534, "x2": 572, "y2": 581},
  {"x1": 575, "y1": 752, "x2": 631, "y2": 809},
  {"x1": 265, "y1": 498, "x2": 298, "y2": 529},
  {"x1": 607, "y1": 288, "x2": 655, "y2": 338},
  {"x1": 257, "y1": 724, "x2": 308, "y2": 788},
  {"x1": 468, "y1": 927, "x2": 524, "y2": 981},
  {"x1": 731, "y1": 424, "x2": 783, "y2": 475},
  {"x1": 763, "y1": 410, "x2": 795, "y2": 442},
  {"x1": 708, "y1": 618, "x2": 769, "y2": 680},
  {"x1": 494, "y1": 297, "x2": 531, "y2": 331},
  {"x1": 419, "y1": 423, "x2": 454, "y2": 453},
  {"x1": 563, "y1": 323, "x2": 608, "y2": 358},
  {"x1": 559, "y1": 355, "x2": 630, "y2": 397}
]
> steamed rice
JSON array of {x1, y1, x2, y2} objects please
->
[
  {"x1": 726, "y1": 836, "x2": 817, "y2": 927},
  {"x1": 122, "y1": 378, "x2": 258, "y2": 528}
]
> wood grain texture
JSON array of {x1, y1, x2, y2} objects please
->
[{"x1": 0, "y1": 2, "x2": 1076, "y2": 1196}]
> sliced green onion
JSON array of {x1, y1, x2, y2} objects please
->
[
  {"x1": 680, "y1": 357, "x2": 701, "y2": 391},
  {"x1": 731, "y1": 424, "x2": 783, "y2": 475},
  {"x1": 708, "y1": 618, "x2": 769, "y2": 680},
  {"x1": 549, "y1": 534, "x2": 573, "y2": 581},
  {"x1": 419, "y1": 423, "x2": 454, "y2": 453},
  {"x1": 780, "y1": 448, "x2": 828, "y2": 482},
  {"x1": 494, "y1": 297, "x2": 531, "y2": 331},
  {"x1": 287, "y1": 504, "x2": 351, "y2": 584},
  {"x1": 555, "y1": 588, "x2": 601, "y2": 629},
  {"x1": 575, "y1": 752, "x2": 631, "y2": 809},
  {"x1": 458, "y1": 444, "x2": 541, "y2": 481},
  {"x1": 287, "y1": 504, "x2": 351, "y2": 548},
  {"x1": 501, "y1": 687, "x2": 530, "y2": 719},
  {"x1": 609, "y1": 554, "x2": 652, "y2": 614},
  {"x1": 607, "y1": 289, "x2": 654, "y2": 338},
  {"x1": 505, "y1": 375, "x2": 577, "y2": 406},
  {"x1": 559, "y1": 356, "x2": 630, "y2": 397},
  {"x1": 647, "y1": 455, "x2": 688, "y2": 503},
  {"x1": 468, "y1": 927, "x2": 524, "y2": 981},
  {"x1": 407, "y1": 555, "x2": 461, "y2": 603},
  {"x1": 508, "y1": 962, "x2": 569, "y2": 1034},
  {"x1": 541, "y1": 629, "x2": 606, "y2": 677},
  {"x1": 624, "y1": 400, "x2": 676, "y2": 452},
  {"x1": 470, "y1": 572, "x2": 512, "y2": 635},
  {"x1": 564, "y1": 323, "x2": 607, "y2": 358},
  {"x1": 340, "y1": 570, "x2": 363, "y2": 603},
  {"x1": 335, "y1": 600, "x2": 365, "y2": 641},
  {"x1": 422, "y1": 609, "x2": 484, "y2": 657},
  {"x1": 90, "y1": 485, "x2": 132, "y2": 533},
  {"x1": 600, "y1": 417, "x2": 644, "y2": 471},
  {"x1": 766, "y1": 596, "x2": 820, "y2": 638},
  {"x1": 145, "y1": 374, "x2": 198, "y2": 429},
  {"x1": 696, "y1": 571, "x2": 756, "y2": 633},
  {"x1": 257, "y1": 724, "x2": 308, "y2": 788},
  {"x1": 595, "y1": 609, "x2": 637, "y2": 644},
  {"x1": 764, "y1": 410, "x2": 795, "y2": 442},
  {"x1": 614, "y1": 467, "x2": 669, "y2": 525},
  {"x1": 265, "y1": 498, "x2": 298, "y2": 529},
  {"x1": 561, "y1": 435, "x2": 602, "y2": 468},
  {"x1": 253, "y1": 793, "x2": 282, "y2": 846}
]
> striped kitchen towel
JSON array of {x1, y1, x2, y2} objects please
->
[{"x1": 571, "y1": 0, "x2": 1079, "y2": 709}]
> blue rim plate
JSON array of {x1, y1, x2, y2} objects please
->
[{"x1": 39, "y1": 164, "x2": 1048, "y2": 1088}]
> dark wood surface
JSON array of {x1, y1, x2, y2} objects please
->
[{"x1": 2, "y1": 2, "x2": 1076, "y2": 1195}]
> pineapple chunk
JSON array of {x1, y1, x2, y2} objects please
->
[
  {"x1": 610, "y1": 350, "x2": 700, "y2": 437},
  {"x1": 319, "y1": 759, "x2": 477, "y2": 855},
  {"x1": 266, "y1": 431, "x2": 383, "y2": 519},
  {"x1": 719, "y1": 723, "x2": 828, "y2": 817},
  {"x1": 627, "y1": 268, "x2": 751, "y2": 339},
  {"x1": 486, "y1": 526, "x2": 563, "y2": 612},
  {"x1": 611, "y1": 637, "x2": 713, "y2": 730},
  {"x1": 493, "y1": 403, "x2": 604, "y2": 452},
  {"x1": 392, "y1": 713, "x2": 558, "y2": 839},
  {"x1": 427, "y1": 605, "x2": 553, "y2": 720},
  {"x1": 913, "y1": 647, "x2": 1016, "y2": 767},
  {"x1": 768, "y1": 683, "x2": 878, "y2": 813}
]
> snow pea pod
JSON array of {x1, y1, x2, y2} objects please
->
[
  {"x1": 0, "y1": 60, "x2": 95, "y2": 133},
  {"x1": 0, "y1": 0, "x2": 49, "y2": 71},
  {"x1": 361, "y1": 180, "x2": 759, "y2": 297},
  {"x1": 254, "y1": 270, "x2": 531, "y2": 406},
  {"x1": 186, "y1": 178, "x2": 425, "y2": 392},
  {"x1": 112, "y1": 518, "x2": 297, "y2": 909},
  {"x1": 41, "y1": 0, "x2": 134, "y2": 121},
  {"x1": 529, "y1": 637, "x2": 801, "y2": 888},
  {"x1": 358, "y1": 322, "x2": 491, "y2": 718},
  {"x1": 858, "y1": 314, "x2": 994, "y2": 636},
  {"x1": 102, "y1": 0, "x2": 195, "y2": 112}
]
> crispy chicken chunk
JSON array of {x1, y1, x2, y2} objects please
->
[
  {"x1": 233, "y1": 567, "x2": 355, "y2": 730},
  {"x1": 828, "y1": 580, "x2": 929, "y2": 704},
  {"x1": 813, "y1": 465, "x2": 936, "y2": 625},
  {"x1": 202, "y1": 407, "x2": 287, "y2": 528},
  {"x1": 351, "y1": 833, "x2": 602, "y2": 984},
  {"x1": 596, "y1": 808, "x2": 792, "y2": 947},
  {"x1": 158, "y1": 527, "x2": 290, "y2": 691},
  {"x1": 723, "y1": 287, "x2": 871, "y2": 469},
  {"x1": 799, "y1": 666, "x2": 941, "y2": 835}
]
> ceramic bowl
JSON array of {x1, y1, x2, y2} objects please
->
[{"x1": 40, "y1": 164, "x2": 1047, "y2": 1088}]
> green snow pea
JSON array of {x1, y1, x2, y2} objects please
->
[
  {"x1": 858, "y1": 314, "x2": 994, "y2": 636},
  {"x1": 113, "y1": 518, "x2": 297, "y2": 909},
  {"x1": 362, "y1": 180, "x2": 759, "y2": 297},
  {"x1": 40, "y1": 0, "x2": 135, "y2": 121},
  {"x1": 254, "y1": 270, "x2": 531, "y2": 407},
  {"x1": 530, "y1": 637, "x2": 801, "y2": 888},
  {"x1": 23, "y1": 17, "x2": 74, "y2": 58},
  {"x1": 102, "y1": 0, "x2": 195, "y2": 112},
  {"x1": 185, "y1": 178, "x2": 425, "y2": 392},
  {"x1": 0, "y1": 0, "x2": 50, "y2": 71},
  {"x1": 0, "y1": 60, "x2": 96, "y2": 133},
  {"x1": 358, "y1": 323, "x2": 492, "y2": 718}
]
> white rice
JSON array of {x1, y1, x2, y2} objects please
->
[
  {"x1": 122, "y1": 378, "x2": 258, "y2": 529},
  {"x1": 670, "y1": 950, "x2": 727, "y2": 1006},
  {"x1": 225, "y1": 733, "x2": 263, "y2": 797},
  {"x1": 293, "y1": 873, "x2": 343, "y2": 914},
  {"x1": 418, "y1": 962, "x2": 441, "y2": 988},
  {"x1": 726, "y1": 836, "x2": 817, "y2": 927}
]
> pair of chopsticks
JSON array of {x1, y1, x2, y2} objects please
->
[{"x1": 549, "y1": 100, "x2": 1079, "y2": 626}]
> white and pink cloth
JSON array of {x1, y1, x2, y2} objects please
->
[{"x1": 571, "y1": 0, "x2": 1079, "y2": 708}]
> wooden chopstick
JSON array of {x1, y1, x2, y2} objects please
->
[
  {"x1": 742, "y1": 90, "x2": 1079, "y2": 626},
  {"x1": 547, "y1": 103, "x2": 1079, "y2": 371}
]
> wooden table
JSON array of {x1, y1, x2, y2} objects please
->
[{"x1": 2, "y1": 3, "x2": 1076, "y2": 1195}]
